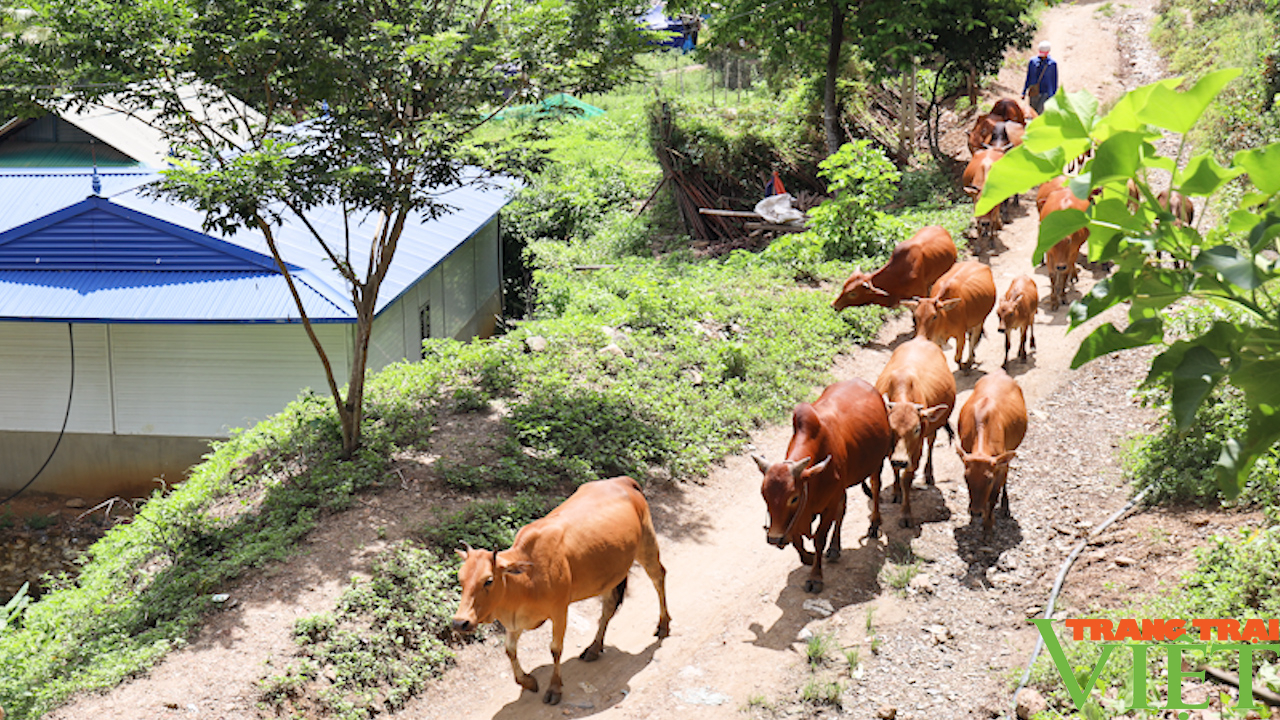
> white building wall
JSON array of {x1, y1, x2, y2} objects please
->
[
  {"x1": 0, "y1": 322, "x2": 114, "y2": 434},
  {"x1": 365, "y1": 217, "x2": 503, "y2": 372},
  {"x1": 109, "y1": 323, "x2": 351, "y2": 437}
]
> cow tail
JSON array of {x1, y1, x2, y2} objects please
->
[
  {"x1": 942, "y1": 421, "x2": 956, "y2": 444},
  {"x1": 860, "y1": 479, "x2": 872, "y2": 498},
  {"x1": 611, "y1": 576, "x2": 629, "y2": 609}
]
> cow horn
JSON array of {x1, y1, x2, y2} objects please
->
[
  {"x1": 789, "y1": 456, "x2": 812, "y2": 480},
  {"x1": 751, "y1": 454, "x2": 771, "y2": 474}
]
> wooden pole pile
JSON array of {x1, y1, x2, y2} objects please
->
[{"x1": 649, "y1": 102, "x2": 743, "y2": 245}]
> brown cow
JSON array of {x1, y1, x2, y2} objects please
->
[
  {"x1": 1039, "y1": 186, "x2": 1094, "y2": 310},
  {"x1": 996, "y1": 275, "x2": 1038, "y2": 367},
  {"x1": 955, "y1": 370, "x2": 1028, "y2": 540},
  {"x1": 989, "y1": 97, "x2": 1030, "y2": 124},
  {"x1": 1035, "y1": 176, "x2": 1067, "y2": 215},
  {"x1": 832, "y1": 225, "x2": 957, "y2": 310},
  {"x1": 963, "y1": 148, "x2": 1007, "y2": 253},
  {"x1": 904, "y1": 261, "x2": 996, "y2": 371},
  {"x1": 874, "y1": 337, "x2": 956, "y2": 528},
  {"x1": 752, "y1": 379, "x2": 891, "y2": 593},
  {"x1": 967, "y1": 114, "x2": 1000, "y2": 155},
  {"x1": 452, "y1": 476, "x2": 671, "y2": 705}
]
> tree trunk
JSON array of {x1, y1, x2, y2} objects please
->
[
  {"x1": 822, "y1": 0, "x2": 846, "y2": 157},
  {"x1": 967, "y1": 66, "x2": 978, "y2": 108},
  {"x1": 898, "y1": 60, "x2": 917, "y2": 161}
]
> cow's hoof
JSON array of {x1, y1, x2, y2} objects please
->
[
  {"x1": 518, "y1": 674, "x2": 539, "y2": 693},
  {"x1": 804, "y1": 578, "x2": 824, "y2": 593},
  {"x1": 925, "y1": 475, "x2": 935, "y2": 487},
  {"x1": 543, "y1": 688, "x2": 562, "y2": 705},
  {"x1": 797, "y1": 550, "x2": 816, "y2": 566},
  {"x1": 899, "y1": 516, "x2": 913, "y2": 528},
  {"x1": 890, "y1": 492, "x2": 902, "y2": 504},
  {"x1": 655, "y1": 619, "x2": 671, "y2": 639},
  {"x1": 824, "y1": 547, "x2": 841, "y2": 562},
  {"x1": 867, "y1": 523, "x2": 881, "y2": 540},
  {"x1": 579, "y1": 644, "x2": 602, "y2": 662}
]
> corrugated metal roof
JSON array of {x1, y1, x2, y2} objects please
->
[
  {"x1": 0, "y1": 197, "x2": 292, "y2": 272},
  {"x1": 0, "y1": 270, "x2": 352, "y2": 322},
  {"x1": 0, "y1": 168, "x2": 513, "y2": 322}
]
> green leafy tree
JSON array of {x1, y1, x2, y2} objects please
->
[
  {"x1": 977, "y1": 68, "x2": 1280, "y2": 497},
  {"x1": 10, "y1": 0, "x2": 655, "y2": 457},
  {"x1": 852, "y1": 0, "x2": 1035, "y2": 156}
]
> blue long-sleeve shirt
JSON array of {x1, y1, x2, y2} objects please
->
[{"x1": 1023, "y1": 56, "x2": 1058, "y2": 98}]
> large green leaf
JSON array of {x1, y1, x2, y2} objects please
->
[
  {"x1": 1090, "y1": 132, "x2": 1146, "y2": 185},
  {"x1": 974, "y1": 145, "x2": 1063, "y2": 215},
  {"x1": 1216, "y1": 406, "x2": 1280, "y2": 499},
  {"x1": 1070, "y1": 318, "x2": 1164, "y2": 369},
  {"x1": 1069, "y1": 271, "x2": 1135, "y2": 328},
  {"x1": 1246, "y1": 212, "x2": 1280, "y2": 253},
  {"x1": 1095, "y1": 79, "x2": 1170, "y2": 136},
  {"x1": 1171, "y1": 345, "x2": 1226, "y2": 430},
  {"x1": 1135, "y1": 68, "x2": 1242, "y2": 134},
  {"x1": 1193, "y1": 244, "x2": 1268, "y2": 290},
  {"x1": 1035, "y1": 207, "x2": 1088, "y2": 264},
  {"x1": 1234, "y1": 142, "x2": 1280, "y2": 194},
  {"x1": 1175, "y1": 153, "x2": 1244, "y2": 196},
  {"x1": 1054, "y1": 88, "x2": 1099, "y2": 138},
  {"x1": 1130, "y1": 270, "x2": 1188, "y2": 320}
]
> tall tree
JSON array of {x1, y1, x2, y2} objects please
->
[
  {"x1": 852, "y1": 0, "x2": 1035, "y2": 157},
  {"x1": 11, "y1": 0, "x2": 655, "y2": 457}
]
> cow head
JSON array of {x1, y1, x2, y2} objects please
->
[
  {"x1": 903, "y1": 296, "x2": 962, "y2": 346},
  {"x1": 452, "y1": 546, "x2": 531, "y2": 633},
  {"x1": 996, "y1": 294, "x2": 1023, "y2": 333},
  {"x1": 833, "y1": 272, "x2": 890, "y2": 310},
  {"x1": 752, "y1": 453, "x2": 832, "y2": 547},
  {"x1": 883, "y1": 398, "x2": 950, "y2": 474},
  {"x1": 954, "y1": 445, "x2": 1015, "y2": 530}
]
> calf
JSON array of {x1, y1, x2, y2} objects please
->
[
  {"x1": 955, "y1": 370, "x2": 1028, "y2": 540},
  {"x1": 996, "y1": 275, "x2": 1038, "y2": 367},
  {"x1": 1039, "y1": 186, "x2": 1093, "y2": 310},
  {"x1": 963, "y1": 148, "x2": 1007, "y2": 253},
  {"x1": 752, "y1": 379, "x2": 891, "y2": 593},
  {"x1": 833, "y1": 225, "x2": 957, "y2": 310},
  {"x1": 452, "y1": 477, "x2": 671, "y2": 705},
  {"x1": 874, "y1": 337, "x2": 956, "y2": 528},
  {"x1": 903, "y1": 261, "x2": 996, "y2": 371}
]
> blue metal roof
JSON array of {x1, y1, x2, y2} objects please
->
[
  {"x1": 0, "y1": 270, "x2": 351, "y2": 322},
  {"x1": 0, "y1": 169, "x2": 512, "y2": 323}
]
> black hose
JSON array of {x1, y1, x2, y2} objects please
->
[
  {"x1": 0, "y1": 322, "x2": 75, "y2": 506},
  {"x1": 1008, "y1": 486, "x2": 1151, "y2": 718}
]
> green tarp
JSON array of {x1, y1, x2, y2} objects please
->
[{"x1": 494, "y1": 93, "x2": 605, "y2": 122}]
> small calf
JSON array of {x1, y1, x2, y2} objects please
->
[{"x1": 996, "y1": 275, "x2": 1038, "y2": 367}]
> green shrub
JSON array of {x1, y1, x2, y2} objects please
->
[
  {"x1": 1174, "y1": 526, "x2": 1280, "y2": 619},
  {"x1": 261, "y1": 543, "x2": 462, "y2": 720},
  {"x1": 418, "y1": 494, "x2": 558, "y2": 552}
]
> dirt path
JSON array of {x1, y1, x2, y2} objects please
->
[{"x1": 45, "y1": 3, "x2": 1220, "y2": 720}]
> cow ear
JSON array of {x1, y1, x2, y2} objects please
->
[
  {"x1": 940, "y1": 298, "x2": 963, "y2": 311},
  {"x1": 456, "y1": 548, "x2": 469, "y2": 561},
  {"x1": 751, "y1": 454, "x2": 771, "y2": 475},
  {"x1": 954, "y1": 443, "x2": 969, "y2": 462},
  {"x1": 922, "y1": 404, "x2": 950, "y2": 425},
  {"x1": 900, "y1": 298, "x2": 919, "y2": 310},
  {"x1": 995, "y1": 451, "x2": 1017, "y2": 466},
  {"x1": 868, "y1": 284, "x2": 890, "y2": 297},
  {"x1": 882, "y1": 394, "x2": 895, "y2": 410}
]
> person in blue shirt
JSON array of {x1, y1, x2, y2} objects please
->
[{"x1": 1021, "y1": 41, "x2": 1058, "y2": 114}]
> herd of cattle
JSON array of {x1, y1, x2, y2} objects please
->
[{"x1": 447, "y1": 97, "x2": 1188, "y2": 705}]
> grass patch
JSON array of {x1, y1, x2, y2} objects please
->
[
  {"x1": 799, "y1": 677, "x2": 844, "y2": 706},
  {"x1": 805, "y1": 631, "x2": 837, "y2": 668},
  {"x1": 260, "y1": 543, "x2": 463, "y2": 720}
]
